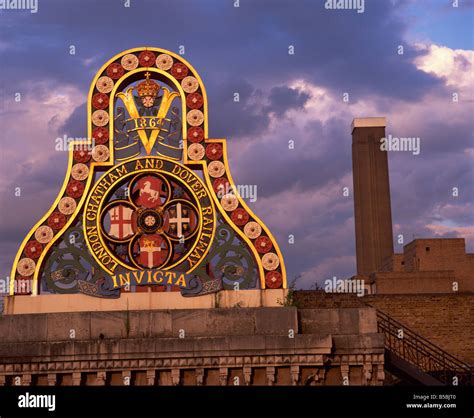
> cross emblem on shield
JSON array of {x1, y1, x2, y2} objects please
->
[
  {"x1": 165, "y1": 202, "x2": 197, "y2": 239},
  {"x1": 138, "y1": 235, "x2": 168, "y2": 268},
  {"x1": 107, "y1": 205, "x2": 134, "y2": 239}
]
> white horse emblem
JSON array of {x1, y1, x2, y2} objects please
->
[{"x1": 140, "y1": 181, "x2": 160, "y2": 202}]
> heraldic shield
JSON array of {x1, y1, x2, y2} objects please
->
[{"x1": 10, "y1": 47, "x2": 286, "y2": 298}]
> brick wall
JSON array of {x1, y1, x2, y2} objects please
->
[
  {"x1": 294, "y1": 291, "x2": 474, "y2": 364},
  {"x1": 373, "y1": 271, "x2": 456, "y2": 294},
  {"x1": 365, "y1": 294, "x2": 474, "y2": 364}
]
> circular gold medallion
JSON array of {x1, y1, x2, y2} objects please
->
[
  {"x1": 186, "y1": 109, "x2": 204, "y2": 127},
  {"x1": 244, "y1": 221, "x2": 262, "y2": 239},
  {"x1": 17, "y1": 258, "x2": 36, "y2": 277},
  {"x1": 92, "y1": 145, "x2": 110, "y2": 162},
  {"x1": 92, "y1": 110, "x2": 109, "y2": 127},
  {"x1": 156, "y1": 53, "x2": 173, "y2": 70},
  {"x1": 96, "y1": 76, "x2": 114, "y2": 94},
  {"x1": 181, "y1": 76, "x2": 199, "y2": 93},
  {"x1": 208, "y1": 161, "x2": 225, "y2": 178},
  {"x1": 121, "y1": 54, "x2": 139, "y2": 71},
  {"x1": 35, "y1": 226, "x2": 54, "y2": 244},
  {"x1": 71, "y1": 163, "x2": 90, "y2": 181},
  {"x1": 221, "y1": 194, "x2": 238, "y2": 211},
  {"x1": 262, "y1": 252, "x2": 279, "y2": 271},
  {"x1": 58, "y1": 197, "x2": 77, "y2": 215},
  {"x1": 188, "y1": 143, "x2": 205, "y2": 161}
]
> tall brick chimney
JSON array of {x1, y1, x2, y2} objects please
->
[{"x1": 351, "y1": 117, "x2": 394, "y2": 276}]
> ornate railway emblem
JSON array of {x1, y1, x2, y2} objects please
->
[
  {"x1": 10, "y1": 47, "x2": 286, "y2": 298},
  {"x1": 84, "y1": 157, "x2": 215, "y2": 274}
]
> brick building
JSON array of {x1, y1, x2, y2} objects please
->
[{"x1": 375, "y1": 238, "x2": 474, "y2": 293}]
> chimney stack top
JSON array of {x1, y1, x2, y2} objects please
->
[{"x1": 351, "y1": 117, "x2": 386, "y2": 132}]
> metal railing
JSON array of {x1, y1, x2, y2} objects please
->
[{"x1": 377, "y1": 310, "x2": 473, "y2": 386}]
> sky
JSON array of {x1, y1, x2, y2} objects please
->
[{"x1": 0, "y1": 0, "x2": 473, "y2": 289}]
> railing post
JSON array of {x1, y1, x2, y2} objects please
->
[
  {"x1": 442, "y1": 352, "x2": 447, "y2": 385},
  {"x1": 415, "y1": 339, "x2": 420, "y2": 369}
]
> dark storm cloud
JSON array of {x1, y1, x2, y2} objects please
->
[
  {"x1": 208, "y1": 78, "x2": 270, "y2": 139},
  {"x1": 209, "y1": 81, "x2": 311, "y2": 138},
  {"x1": 390, "y1": 151, "x2": 474, "y2": 228},
  {"x1": 1, "y1": 0, "x2": 441, "y2": 99},
  {"x1": 256, "y1": 196, "x2": 357, "y2": 286},
  {"x1": 229, "y1": 116, "x2": 352, "y2": 198},
  {"x1": 60, "y1": 102, "x2": 87, "y2": 138},
  {"x1": 0, "y1": 152, "x2": 68, "y2": 277},
  {"x1": 266, "y1": 86, "x2": 310, "y2": 115}
]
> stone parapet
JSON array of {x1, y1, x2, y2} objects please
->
[
  {"x1": 3, "y1": 290, "x2": 287, "y2": 314},
  {"x1": 0, "y1": 306, "x2": 384, "y2": 386}
]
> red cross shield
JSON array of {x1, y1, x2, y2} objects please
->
[{"x1": 107, "y1": 205, "x2": 134, "y2": 240}]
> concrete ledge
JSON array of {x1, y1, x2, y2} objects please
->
[
  {"x1": 298, "y1": 307, "x2": 378, "y2": 335},
  {"x1": 332, "y1": 334, "x2": 385, "y2": 354},
  {"x1": 0, "y1": 307, "x2": 298, "y2": 342},
  {"x1": 3, "y1": 289, "x2": 288, "y2": 315},
  {"x1": 0, "y1": 334, "x2": 333, "y2": 364}
]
